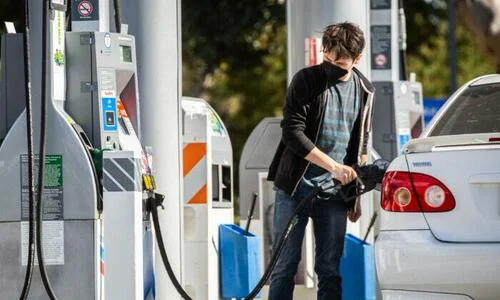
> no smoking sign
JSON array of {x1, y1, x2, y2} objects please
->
[
  {"x1": 78, "y1": 0, "x2": 93, "y2": 17},
  {"x1": 374, "y1": 54, "x2": 387, "y2": 67}
]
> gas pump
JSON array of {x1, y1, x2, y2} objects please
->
[
  {"x1": 370, "y1": 0, "x2": 424, "y2": 160},
  {"x1": 181, "y1": 97, "x2": 234, "y2": 300},
  {"x1": 65, "y1": 28, "x2": 152, "y2": 299},
  {"x1": 371, "y1": 80, "x2": 423, "y2": 160},
  {"x1": 0, "y1": 0, "x2": 152, "y2": 299},
  {"x1": 0, "y1": 1, "x2": 105, "y2": 298}
]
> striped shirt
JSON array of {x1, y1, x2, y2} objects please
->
[{"x1": 301, "y1": 72, "x2": 360, "y2": 197}]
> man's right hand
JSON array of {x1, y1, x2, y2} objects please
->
[
  {"x1": 305, "y1": 147, "x2": 358, "y2": 185},
  {"x1": 330, "y1": 162, "x2": 357, "y2": 185}
]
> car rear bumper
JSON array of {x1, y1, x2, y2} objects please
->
[{"x1": 375, "y1": 230, "x2": 500, "y2": 300}]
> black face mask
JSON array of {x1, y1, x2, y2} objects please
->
[{"x1": 321, "y1": 61, "x2": 348, "y2": 82}]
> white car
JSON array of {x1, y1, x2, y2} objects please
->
[{"x1": 375, "y1": 74, "x2": 500, "y2": 300}]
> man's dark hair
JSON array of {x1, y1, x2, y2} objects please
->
[{"x1": 322, "y1": 22, "x2": 365, "y2": 60}]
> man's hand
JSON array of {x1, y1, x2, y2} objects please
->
[
  {"x1": 330, "y1": 162, "x2": 357, "y2": 185},
  {"x1": 304, "y1": 147, "x2": 357, "y2": 185},
  {"x1": 347, "y1": 198, "x2": 362, "y2": 222}
]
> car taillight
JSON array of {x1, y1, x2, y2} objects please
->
[{"x1": 381, "y1": 171, "x2": 455, "y2": 212}]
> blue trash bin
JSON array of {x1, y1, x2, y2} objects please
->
[
  {"x1": 340, "y1": 234, "x2": 376, "y2": 300},
  {"x1": 219, "y1": 224, "x2": 262, "y2": 299}
]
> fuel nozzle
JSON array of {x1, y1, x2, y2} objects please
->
[
  {"x1": 354, "y1": 159, "x2": 390, "y2": 189},
  {"x1": 146, "y1": 192, "x2": 165, "y2": 212},
  {"x1": 327, "y1": 159, "x2": 391, "y2": 209}
]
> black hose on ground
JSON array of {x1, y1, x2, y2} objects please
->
[
  {"x1": 244, "y1": 186, "x2": 322, "y2": 300},
  {"x1": 245, "y1": 161, "x2": 389, "y2": 299},
  {"x1": 19, "y1": 0, "x2": 36, "y2": 297},
  {"x1": 150, "y1": 161, "x2": 389, "y2": 300},
  {"x1": 147, "y1": 193, "x2": 193, "y2": 300}
]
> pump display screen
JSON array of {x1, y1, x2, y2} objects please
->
[
  {"x1": 120, "y1": 45, "x2": 133, "y2": 63},
  {"x1": 413, "y1": 90, "x2": 421, "y2": 105}
]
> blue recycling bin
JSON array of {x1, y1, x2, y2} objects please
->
[
  {"x1": 340, "y1": 234, "x2": 376, "y2": 300},
  {"x1": 219, "y1": 224, "x2": 262, "y2": 299}
]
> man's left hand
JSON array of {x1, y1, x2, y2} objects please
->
[{"x1": 347, "y1": 198, "x2": 362, "y2": 222}]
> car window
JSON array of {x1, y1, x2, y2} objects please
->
[{"x1": 430, "y1": 83, "x2": 500, "y2": 136}]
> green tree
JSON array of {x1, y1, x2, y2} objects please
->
[
  {"x1": 182, "y1": 0, "x2": 287, "y2": 206},
  {"x1": 404, "y1": 0, "x2": 495, "y2": 97},
  {"x1": 182, "y1": 0, "x2": 285, "y2": 97}
]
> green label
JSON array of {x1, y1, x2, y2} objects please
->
[
  {"x1": 20, "y1": 154, "x2": 64, "y2": 221},
  {"x1": 44, "y1": 155, "x2": 63, "y2": 188}
]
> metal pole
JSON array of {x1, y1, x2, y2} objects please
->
[
  {"x1": 287, "y1": 0, "x2": 371, "y2": 82},
  {"x1": 120, "y1": 0, "x2": 184, "y2": 299},
  {"x1": 448, "y1": 0, "x2": 458, "y2": 94}
]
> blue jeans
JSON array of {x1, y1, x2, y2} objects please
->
[{"x1": 268, "y1": 185, "x2": 348, "y2": 300}]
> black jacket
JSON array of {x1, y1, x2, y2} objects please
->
[{"x1": 267, "y1": 62, "x2": 375, "y2": 195}]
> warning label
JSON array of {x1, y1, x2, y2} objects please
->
[
  {"x1": 371, "y1": 25, "x2": 392, "y2": 70},
  {"x1": 20, "y1": 155, "x2": 63, "y2": 221},
  {"x1": 21, "y1": 221, "x2": 65, "y2": 266},
  {"x1": 78, "y1": 1, "x2": 93, "y2": 17},
  {"x1": 72, "y1": 0, "x2": 99, "y2": 21}
]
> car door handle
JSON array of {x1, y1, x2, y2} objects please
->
[{"x1": 469, "y1": 173, "x2": 500, "y2": 184}]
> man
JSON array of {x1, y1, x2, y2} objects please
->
[{"x1": 267, "y1": 22, "x2": 375, "y2": 300}]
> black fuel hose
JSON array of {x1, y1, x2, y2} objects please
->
[
  {"x1": 244, "y1": 185, "x2": 322, "y2": 299},
  {"x1": 19, "y1": 0, "x2": 36, "y2": 297},
  {"x1": 147, "y1": 185, "x2": 323, "y2": 300},
  {"x1": 36, "y1": 1, "x2": 58, "y2": 299},
  {"x1": 148, "y1": 193, "x2": 193, "y2": 300},
  {"x1": 149, "y1": 184, "x2": 362, "y2": 300}
]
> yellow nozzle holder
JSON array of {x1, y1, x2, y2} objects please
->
[{"x1": 142, "y1": 174, "x2": 156, "y2": 191}]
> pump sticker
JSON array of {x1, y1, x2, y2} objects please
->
[
  {"x1": 53, "y1": 11, "x2": 65, "y2": 101},
  {"x1": 371, "y1": 0, "x2": 391, "y2": 9},
  {"x1": 371, "y1": 25, "x2": 392, "y2": 70},
  {"x1": 20, "y1": 154, "x2": 64, "y2": 266},
  {"x1": 20, "y1": 155, "x2": 64, "y2": 221},
  {"x1": 102, "y1": 97, "x2": 118, "y2": 132},
  {"x1": 104, "y1": 33, "x2": 112, "y2": 49},
  {"x1": 102, "y1": 158, "x2": 142, "y2": 192},
  {"x1": 78, "y1": 1, "x2": 93, "y2": 17},
  {"x1": 183, "y1": 143, "x2": 208, "y2": 204},
  {"x1": 21, "y1": 221, "x2": 65, "y2": 266},
  {"x1": 398, "y1": 128, "x2": 411, "y2": 153},
  {"x1": 208, "y1": 110, "x2": 226, "y2": 136},
  {"x1": 72, "y1": 0, "x2": 99, "y2": 21},
  {"x1": 102, "y1": 90, "x2": 116, "y2": 98}
]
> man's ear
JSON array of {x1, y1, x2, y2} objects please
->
[{"x1": 354, "y1": 54, "x2": 362, "y2": 65}]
